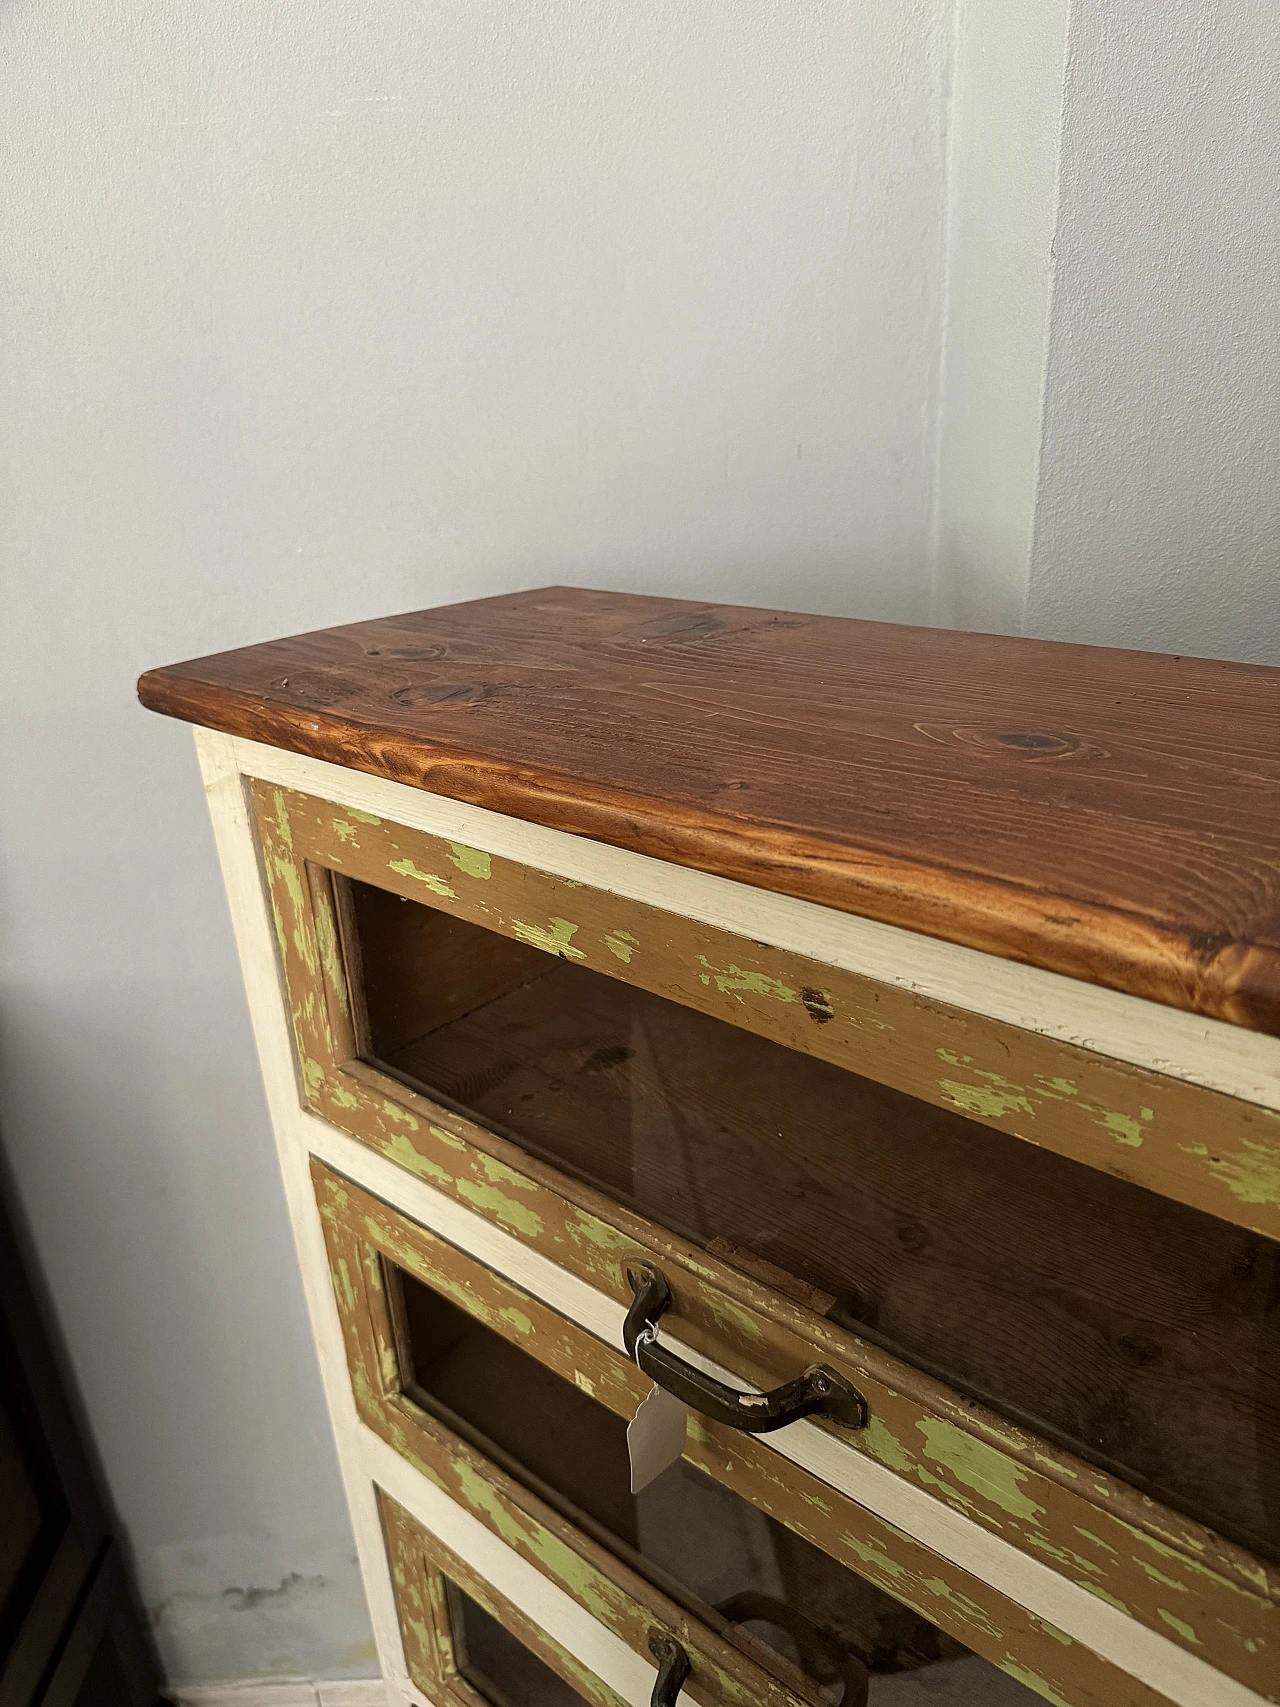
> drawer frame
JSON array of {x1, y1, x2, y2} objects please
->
[
  {"x1": 192, "y1": 726, "x2": 1280, "y2": 1707},
  {"x1": 318, "y1": 1157, "x2": 1215, "y2": 1707},
  {"x1": 253, "y1": 773, "x2": 1280, "y2": 1695}
]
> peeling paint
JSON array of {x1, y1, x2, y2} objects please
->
[
  {"x1": 1158, "y1": 1609, "x2": 1202, "y2": 1645},
  {"x1": 915, "y1": 1419, "x2": 1045, "y2": 1523},
  {"x1": 939, "y1": 1077, "x2": 1034, "y2": 1121},
  {"x1": 604, "y1": 928, "x2": 638, "y2": 963},
  {"x1": 512, "y1": 916, "x2": 585, "y2": 958},
  {"x1": 455, "y1": 1179, "x2": 544, "y2": 1237},
  {"x1": 383, "y1": 1100, "x2": 419, "y2": 1130},
  {"x1": 863, "y1": 1415, "x2": 915, "y2": 1475},
  {"x1": 447, "y1": 842, "x2": 492, "y2": 880},
  {"x1": 1181, "y1": 1133, "x2": 1280, "y2": 1207},
  {"x1": 331, "y1": 818, "x2": 361, "y2": 845},
  {"x1": 696, "y1": 955, "x2": 797, "y2": 1003},
  {"x1": 388, "y1": 857, "x2": 456, "y2": 897},
  {"x1": 428, "y1": 1123, "x2": 467, "y2": 1152},
  {"x1": 385, "y1": 1132, "x2": 450, "y2": 1186},
  {"x1": 999, "y1": 1661, "x2": 1072, "y2": 1706},
  {"x1": 1099, "y1": 1107, "x2": 1152, "y2": 1148}
]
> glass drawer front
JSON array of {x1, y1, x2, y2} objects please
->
[
  {"x1": 343, "y1": 873, "x2": 1280, "y2": 1565},
  {"x1": 390, "y1": 1263, "x2": 1039, "y2": 1707},
  {"x1": 448, "y1": 1580, "x2": 588, "y2": 1707}
]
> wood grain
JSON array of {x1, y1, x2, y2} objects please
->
[{"x1": 139, "y1": 586, "x2": 1280, "y2": 1033}]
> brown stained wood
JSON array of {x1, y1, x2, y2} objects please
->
[
  {"x1": 313, "y1": 1163, "x2": 1280, "y2": 1700},
  {"x1": 323, "y1": 1170, "x2": 1178, "y2": 1707},
  {"x1": 139, "y1": 587, "x2": 1280, "y2": 1033},
  {"x1": 265, "y1": 779, "x2": 1280, "y2": 1245}
]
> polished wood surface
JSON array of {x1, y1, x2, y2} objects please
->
[{"x1": 138, "y1": 586, "x2": 1280, "y2": 1032}]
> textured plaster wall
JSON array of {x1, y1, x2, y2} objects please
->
[
  {"x1": 1025, "y1": 0, "x2": 1280, "y2": 662},
  {"x1": 0, "y1": 0, "x2": 952, "y2": 1687}
]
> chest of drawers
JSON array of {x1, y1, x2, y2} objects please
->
[{"x1": 140, "y1": 587, "x2": 1280, "y2": 1707}]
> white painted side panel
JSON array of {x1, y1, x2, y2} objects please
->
[
  {"x1": 231, "y1": 735, "x2": 1280, "y2": 1111},
  {"x1": 195, "y1": 730, "x2": 413, "y2": 1701}
]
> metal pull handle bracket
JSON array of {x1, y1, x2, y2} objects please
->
[{"x1": 624, "y1": 1263, "x2": 868, "y2": 1434}]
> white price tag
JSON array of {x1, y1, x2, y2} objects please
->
[{"x1": 627, "y1": 1383, "x2": 687, "y2": 1493}]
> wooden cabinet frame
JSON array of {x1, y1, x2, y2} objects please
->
[
  {"x1": 189, "y1": 726, "x2": 1280, "y2": 1707},
  {"x1": 254, "y1": 772, "x2": 1280, "y2": 1703},
  {"x1": 378, "y1": 1488, "x2": 627, "y2": 1707},
  {"x1": 317, "y1": 1159, "x2": 1243, "y2": 1707}
]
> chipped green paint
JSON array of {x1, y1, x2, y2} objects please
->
[
  {"x1": 573, "y1": 1369, "x2": 596, "y2": 1397},
  {"x1": 1037, "y1": 1076, "x2": 1079, "y2": 1098},
  {"x1": 1137, "y1": 1559, "x2": 1190, "y2": 1593},
  {"x1": 301, "y1": 1056, "x2": 326, "y2": 1094},
  {"x1": 428, "y1": 1123, "x2": 466, "y2": 1151},
  {"x1": 498, "y1": 1305, "x2": 533, "y2": 1336},
  {"x1": 566, "y1": 1211, "x2": 633, "y2": 1253},
  {"x1": 328, "y1": 1083, "x2": 360, "y2": 1110},
  {"x1": 512, "y1": 916, "x2": 585, "y2": 958},
  {"x1": 705, "y1": 1294, "x2": 765, "y2": 1344},
  {"x1": 334, "y1": 1256, "x2": 357, "y2": 1312},
  {"x1": 1029, "y1": 1619, "x2": 1074, "y2": 1648},
  {"x1": 863, "y1": 1415, "x2": 916, "y2": 1476},
  {"x1": 384, "y1": 1131, "x2": 450, "y2": 1186},
  {"x1": 939, "y1": 1078, "x2": 1035, "y2": 1121},
  {"x1": 272, "y1": 788, "x2": 295, "y2": 849},
  {"x1": 388, "y1": 857, "x2": 456, "y2": 898},
  {"x1": 1181, "y1": 1132, "x2": 1280, "y2": 1207},
  {"x1": 919, "y1": 1577, "x2": 1000, "y2": 1639},
  {"x1": 839, "y1": 1531, "x2": 910, "y2": 1584},
  {"x1": 1100, "y1": 1107, "x2": 1152, "y2": 1148},
  {"x1": 1158, "y1": 1610, "x2": 1202, "y2": 1645},
  {"x1": 476, "y1": 1152, "x2": 539, "y2": 1191},
  {"x1": 1080, "y1": 1583, "x2": 1131, "y2": 1615},
  {"x1": 346, "y1": 807, "x2": 381, "y2": 825},
  {"x1": 1024, "y1": 1532, "x2": 1105, "y2": 1580},
  {"x1": 331, "y1": 818, "x2": 361, "y2": 845},
  {"x1": 999, "y1": 1662, "x2": 1072, "y2": 1707},
  {"x1": 915, "y1": 1419, "x2": 1045, "y2": 1523},
  {"x1": 383, "y1": 1100, "x2": 419, "y2": 1130},
  {"x1": 1073, "y1": 1527, "x2": 1118, "y2": 1556},
  {"x1": 447, "y1": 842, "x2": 492, "y2": 880},
  {"x1": 312, "y1": 890, "x2": 351, "y2": 1018},
  {"x1": 451, "y1": 1462, "x2": 618, "y2": 1624},
  {"x1": 456, "y1": 1179, "x2": 544, "y2": 1237},
  {"x1": 696, "y1": 955, "x2": 797, "y2": 1003},
  {"x1": 603, "y1": 928, "x2": 638, "y2": 963}
]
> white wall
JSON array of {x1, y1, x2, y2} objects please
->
[
  {"x1": 1025, "y1": 0, "x2": 1280, "y2": 663},
  {"x1": 0, "y1": 0, "x2": 953, "y2": 1688}
]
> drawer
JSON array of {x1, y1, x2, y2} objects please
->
[
  {"x1": 261, "y1": 783, "x2": 1280, "y2": 1701},
  {"x1": 325, "y1": 1162, "x2": 1084, "y2": 1707}
]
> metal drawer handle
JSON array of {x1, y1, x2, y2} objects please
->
[
  {"x1": 623, "y1": 1264, "x2": 868, "y2": 1434},
  {"x1": 648, "y1": 1630, "x2": 690, "y2": 1706}
]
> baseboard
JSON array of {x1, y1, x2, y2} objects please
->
[{"x1": 165, "y1": 1680, "x2": 391, "y2": 1707}]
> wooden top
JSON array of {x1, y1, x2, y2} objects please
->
[{"x1": 139, "y1": 586, "x2": 1280, "y2": 1035}]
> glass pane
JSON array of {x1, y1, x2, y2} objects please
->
[
  {"x1": 345, "y1": 878, "x2": 1280, "y2": 1563},
  {"x1": 447, "y1": 1580, "x2": 586, "y2": 1707},
  {"x1": 396, "y1": 1271, "x2": 1042, "y2": 1706}
]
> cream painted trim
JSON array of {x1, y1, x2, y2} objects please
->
[
  {"x1": 309, "y1": 1115, "x2": 1271, "y2": 1707},
  {"x1": 224, "y1": 733, "x2": 1280, "y2": 1112},
  {"x1": 195, "y1": 731, "x2": 415, "y2": 1704},
  {"x1": 366, "y1": 1428, "x2": 655, "y2": 1707}
]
